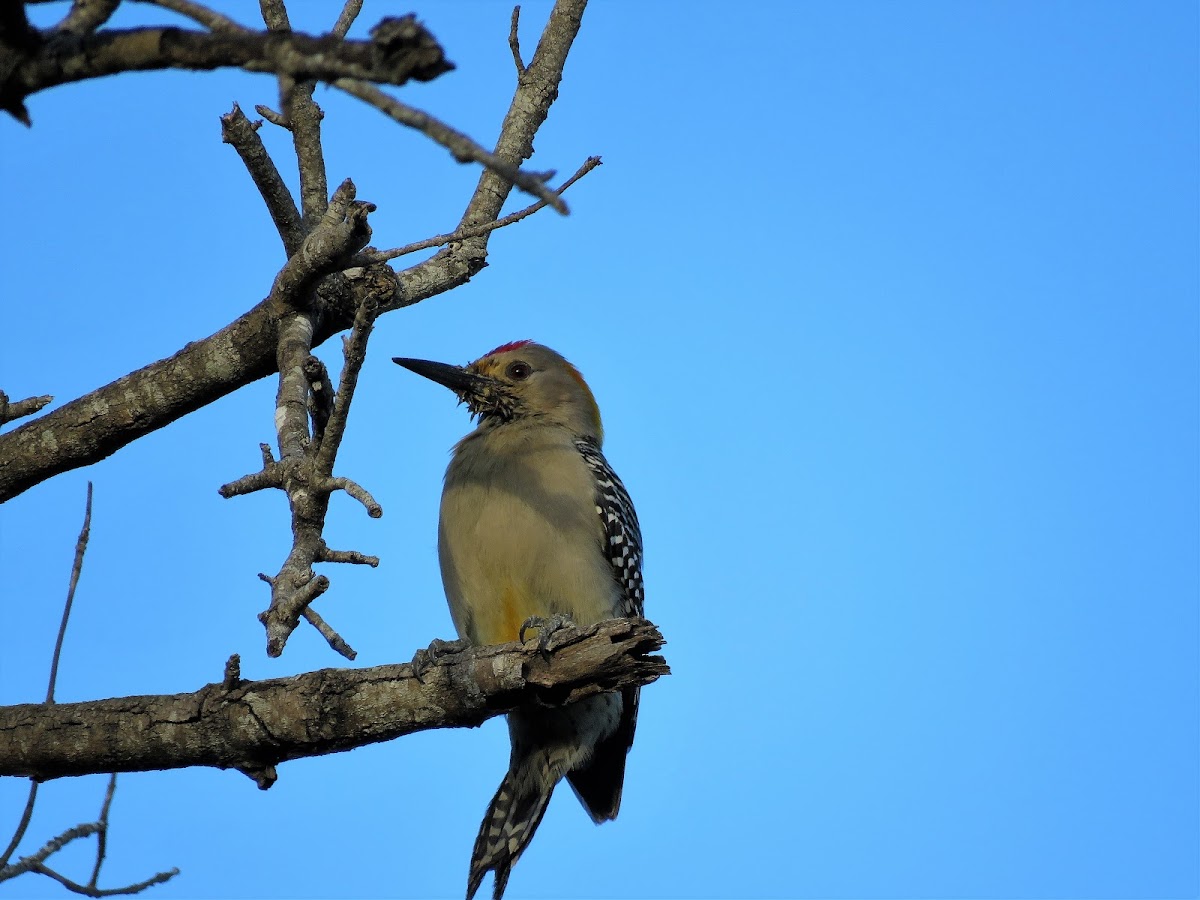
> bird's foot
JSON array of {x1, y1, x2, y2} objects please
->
[
  {"x1": 519, "y1": 614, "x2": 578, "y2": 653},
  {"x1": 410, "y1": 637, "x2": 471, "y2": 682}
]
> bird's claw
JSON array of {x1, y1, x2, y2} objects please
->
[
  {"x1": 411, "y1": 637, "x2": 471, "y2": 682},
  {"x1": 519, "y1": 614, "x2": 577, "y2": 653}
]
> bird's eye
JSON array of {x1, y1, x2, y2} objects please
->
[{"x1": 507, "y1": 361, "x2": 532, "y2": 380}]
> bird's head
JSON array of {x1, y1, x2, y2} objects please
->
[{"x1": 393, "y1": 340, "x2": 603, "y2": 442}]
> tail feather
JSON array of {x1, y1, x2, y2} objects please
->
[
  {"x1": 565, "y1": 687, "x2": 639, "y2": 822},
  {"x1": 466, "y1": 769, "x2": 554, "y2": 900}
]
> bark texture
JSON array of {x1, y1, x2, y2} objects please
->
[{"x1": 0, "y1": 619, "x2": 667, "y2": 783}]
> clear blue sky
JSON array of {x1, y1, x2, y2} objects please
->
[{"x1": 2, "y1": 2, "x2": 1197, "y2": 898}]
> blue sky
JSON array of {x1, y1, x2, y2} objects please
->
[{"x1": 2, "y1": 2, "x2": 1197, "y2": 898}]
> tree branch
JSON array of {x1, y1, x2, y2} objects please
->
[
  {"x1": 365, "y1": 155, "x2": 601, "y2": 263},
  {"x1": 218, "y1": 181, "x2": 381, "y2": 659},
  {"x1": 0, "y1": 618, "x2": 669, "y2": 782},
  {"x1": 0, "y1": 390, "x2": 52, "y2": 427},
  {"x1": 4, "y1": 18, "x2": 453, "y2": 120},
  {"x1": 0, "y1": 0, "x2": 589, "y2": 504},
  {"x1": 220, "y1": 103, "x2": 303, "y2": 256},
  {"x1": 332, "y1": 78, "x2": 564, "y2": 213}
]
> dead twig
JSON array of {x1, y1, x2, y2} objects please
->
[
  {"x1": 365, "y1": 156, "x2": 601, "y2": 264},
  {"x1": 220, "y1": 103, "x2": 304, "y2": 255},
  {"x1": 0, "y1": 390, "x2": 52, "y2": 426},
  {"x1": 332, "y1": 78, "x2": 565, "y2": 213},
  {"x1": 0, "y1": 484, "x2": 179, "y2": 894}
]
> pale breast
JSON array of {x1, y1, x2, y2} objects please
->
[{"x1": 438, "y1": 426, "x2": 619, "y2": 645}]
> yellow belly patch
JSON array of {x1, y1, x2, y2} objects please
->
[{"x1": 476, "y1": 583, "x2": 532, "y2": 646}]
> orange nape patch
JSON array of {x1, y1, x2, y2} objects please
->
[{"x1": 565, "y1": 360, "x2": 604, "y2": 442}]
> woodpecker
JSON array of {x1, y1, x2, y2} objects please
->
[{"x1": 394, "y1": 341, "x2": 643, "y2": 900}]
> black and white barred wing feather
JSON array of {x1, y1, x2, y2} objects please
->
[{"x1": 575, "y1": 437, "x2": 644, "y2": 618}]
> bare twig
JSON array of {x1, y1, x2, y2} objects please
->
[
  {"x1": 508, "y1": 6, "x2": 525, "y2": 74},
  {"x1": 0, "y1": 785, "x2": 38, "y2": 870},
  {"x1": 366, "y1": 156, "x2": 601, "y2": 263},
  {"x1": 313, "y1": 292, "x2": 381, "y2": 477},
  {"x1": 443, "y1": 0, "x2": 587, "y2": 254},
  {"x1": 47, "y1": 482, "x2": 92, "y2": 702},
  {"x1": 0, "y1": 484, "x2": 179, "y2": 895},
  {"x1": 332, "y1": 0, "x2": 365, "y2": 39},
  {"x1": 10, "y1": 848, "x2": 178, "y2": 895},
  {"x1": 1, "y1": 618, "x2": 669, "y2": 781},
  {"x1": 0, "y1": 482, "x2": 91, "y2": 872},
  {"x1": 135, "y1": 0, "x2": 245, "y2": 32},
  {"x1": 254, "y1": 103, "x2": 288, "y2": 127},
  {"x1": 54, "y1": 0, "x2": 120, "y2": 35},
  {"x1": 333, "y1": 78, "x2": 565, "y2": 213},
  {"x1": 259, "y1": 0, "x2": 328, "y2": 225},
  {"x1": 220, "y1": 103, "x2": 303, "y2": 256},
  {"x1": 86, "y1": 773, "x2": 116, "y2": 888},
  {"x1": 0, "y1": 390, "x2": 52, "y2": 426}
]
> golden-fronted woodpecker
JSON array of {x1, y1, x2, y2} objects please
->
[{"x1": 394, "y1": 340, "x2": 643, "y2": 900}]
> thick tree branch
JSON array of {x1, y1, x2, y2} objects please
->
[
  {"x1": 0, "y1": 0, "x2": 589, "y2": 504},
  {"x1": 0, "y1": 618, "x2": 669, "y2": 782},
  {"x1": 3, "y1": 18, "x2": 453, "y2": 119}
]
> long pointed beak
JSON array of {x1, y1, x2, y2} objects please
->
[{"x1": 392, "y1": 357, "x2": 490, "y2": 395}]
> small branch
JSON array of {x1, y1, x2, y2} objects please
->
[
  {"x1": 508, "y1": 6, "x2": 525, "y2": 74},
  {"x1": 312, "y1": 288, "x2": 384, "y2": 476},
  {"x1": 254, "y1": 103, "x2": 288, "y2": 127},
  {"x1": 47, "y1": 482, "x2": 93, "y2": 703},
  {"x1": 319, "y1": 546, "x2": 379, "y2": 565},
  {"x1": 135, "y1": 0, "x2": 245, "y2": 33},
  {"x1": 301, "y1": 605, "x2": 356, "y2": 660},
  {"x1": 332, "y1": 78, "x2": 565, "y2": 213},
  {"x1": 325, "y1": 477, "x2": 381, "y2": 518},
  {"x1": 222, "y1": 654, "x2": 242, "y2": 691},
  {"x1": 86, "y1": 773, "x2": 117, "y2": 888},
  {"x1": 256, "y1": 2, "x2": 329, "y2": 227},
  {"x1": 0, "y1": 784, "x2": 38, "y2": 870},
  {"x1": 0, "y1": 390, "x2": 52, "y2": 426},
  {"x1": 55, "y1": 0, "x2": 121, "y2": 36},
  {"x1": 0, "y1": 484, "x2": 178, "y2": 895},
  {"x1": 0, "y1": 822, "x2": 99, "y2": 883},
  {"x1": 366, "y1": 155, "x2": 601, "y2": 263},
  {"x1": 0, "y1": 618, "x2": 669, "y2": 781},
  {"x1": 258, "y1": 0, "x2": 290, "y2": 31},
  {"x1": 220, "y1": 103, "x2": 303, "y2": 256},
  {"x1": 332, "y1": 0, "x2": 365, "y2": 39}
]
